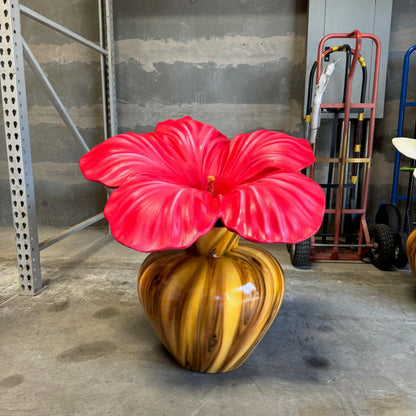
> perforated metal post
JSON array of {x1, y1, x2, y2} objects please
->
[
  {"x1": 0, "y1": 0, "x2": 42, "y2": 295},
  {"x1": 1, "y1": 0, "x2": 116, "y2": 295},
  {"x1": 103, "y1": 0, "x2": 117, "y2": 137}
]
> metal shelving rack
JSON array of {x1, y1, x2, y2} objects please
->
[{"x1": 0, "y1": 0, "x2": 117, "y2": 295}]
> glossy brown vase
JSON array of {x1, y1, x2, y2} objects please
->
[
  {"x1": 137, "y1": 228, "x2": 285, "y2": 373},
  {"x1": 406, "y1": 228, "x2": 416, "y2": 278}
]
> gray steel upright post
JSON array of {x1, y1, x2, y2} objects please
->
[
  {"x1": 104, "y1": 0, "x2": 117, "y2": 137},
  {"x1": 0, "y1": 0, "x2": 42, "y2": 295}
]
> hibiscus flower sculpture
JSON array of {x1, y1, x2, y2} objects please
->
[{"x1": 79, "y1": 116, "x2": 325, "y2": 252}]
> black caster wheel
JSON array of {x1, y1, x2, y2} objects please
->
[
  {"x1": 288, "y1": 239, "x2": 311, "y2": 267},
  {"x1": 369, "y1": 224, "x2": 395, "y2": 270}
]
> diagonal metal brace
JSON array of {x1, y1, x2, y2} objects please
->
[
  {"x1": 20, "y1": 5, "x2": 107, "y2": 55},
  {"x1": 22, "y1": 38, "x2": 90, "y2": 153}
]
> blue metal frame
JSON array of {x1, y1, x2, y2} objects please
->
[{"x1": 391, "y1": 44, "x2": 416, "y2": 204}]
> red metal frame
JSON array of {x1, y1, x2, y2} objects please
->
[{"x1": 309, "y1": 31, "x2": 381, "y2": 261}]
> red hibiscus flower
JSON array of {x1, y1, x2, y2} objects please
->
[{"x1": 79, "y1": 116, "x2": 325, "y2": 252}]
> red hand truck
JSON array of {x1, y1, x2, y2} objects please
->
[{"x1": 289, "y1": 31, "x2": 396, "y2": 270}]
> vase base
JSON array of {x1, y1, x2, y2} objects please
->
[{"x1": 138, "y1": 230, "x2": 285, "y2": 373}]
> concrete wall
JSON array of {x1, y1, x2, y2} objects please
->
[
  {"x1": 0, "y1": 0, "x2": 415, "y2": 228},
  {"x1": 113, "y1": 1, "x2": 307, "y2": 137}
]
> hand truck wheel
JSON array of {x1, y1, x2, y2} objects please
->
[
  {"x1": 375, "y1": 204, "x2": 401, "y2": 233},
  {"x1": 288, "y1": 239, "x2": 311, "y2": 267},
  {"x1": 369, "y1": 224, "x2": 395, "y2": 270},
  {"x1": 394, "y1": 231, "x2": 408, "y2": 268}
]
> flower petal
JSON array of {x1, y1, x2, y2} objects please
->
[
  {"x1": 79, "y1": 117, "x2": 230, "y2": 190},
  {"x1": 104, "y1": 178, "x2": 221, "y2": 252},
  {"x1": 155, "y1": 117, "x2": 230, "y2": 189},
  {"x1": 79, "y1": 132, "x2": 182, "y2": 188},
  {"x1": 217, "y1": 130, "x2": 315, "y2": 193},
  {"x1": 220, "y1": 171, "x2": 325, "y2": 244}
]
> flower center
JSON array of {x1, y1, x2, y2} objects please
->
[{"x1": 207, "y1": 175, "x2": 215, "y2": 195}]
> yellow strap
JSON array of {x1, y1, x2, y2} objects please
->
[
  {"x1": 358, "y1": 112, "x2": 364, "y2": 121},
  {"x1": 354, "y1": 144, "x2": 361, "y2": 153},
  {"x1": 359, "y1": 56, "x2": 366, "y2": 67},
  {"x1": 305, "y1": 114, "x2": 311, "y2": 123},
  {"x1": 322, "y1": 46, "x2": 339, "y2": 58},
  {"x1": 351, "y1": 176, "x2": 357, "y2": 185}
]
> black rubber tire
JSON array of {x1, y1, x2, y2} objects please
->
[
  {"x1": 394, "y1": 231, "x2": 408, "y2": 268},
  {"x1": 369, "y1": 224, "x2": 395, "y2": 270},
  {"x1": 289, "y1": 239, "x2": 311, "y2": 267},
  {"x1": 375, "y1": 204, "x2": 401, "y2": 233}
]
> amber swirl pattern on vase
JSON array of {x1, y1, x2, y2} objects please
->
[
  {"x1": 138, "y1": 228, "x2": 285, "y2": 373},
  {"x1": 406, "y1": 229, "x2": 416, "y2": 278}
]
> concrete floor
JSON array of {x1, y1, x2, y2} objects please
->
[{"x1": 1, "y1": 227, "x2": 416, "y2": 416}]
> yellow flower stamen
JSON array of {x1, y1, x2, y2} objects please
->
[{"x1": 207, "y1": 175, "x2": 215, "y2": 194}]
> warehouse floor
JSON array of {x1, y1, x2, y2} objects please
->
[{"x1": 1, "y1": 227, "x2": 416, "y2": 416}]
